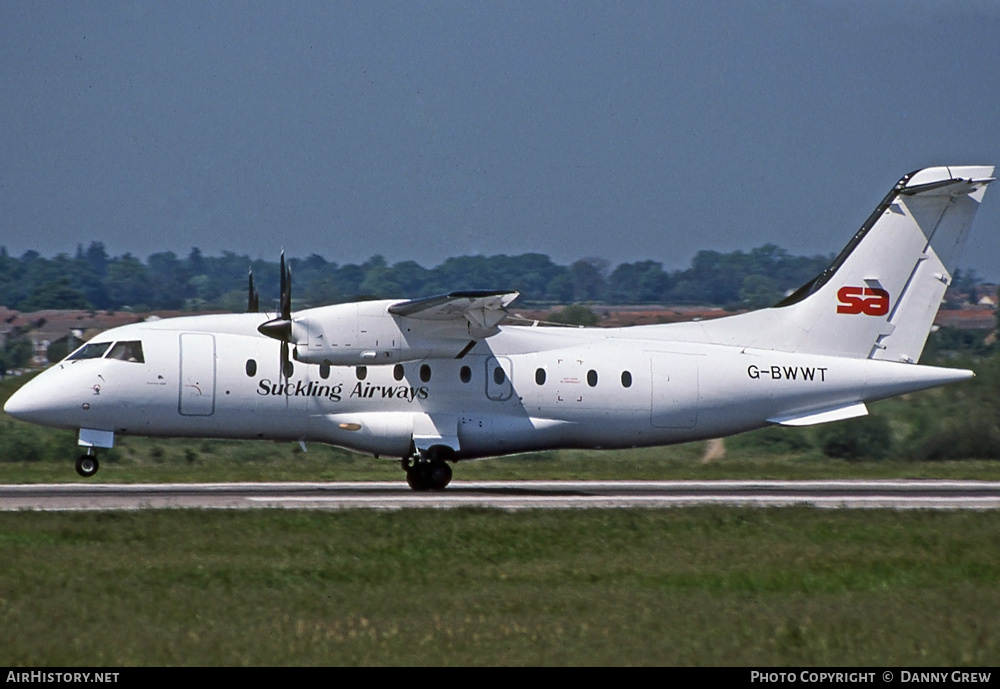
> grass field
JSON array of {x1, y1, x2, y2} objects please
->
[
  {"x1": 7, "y1": 433, "x2": 1000, "y2": 484},
  {"x1": 3, "y1": 364, "x2": 1000, "y2": 666},
  {"x1": 1, "y1": 508, "x2": 999, "y2": 666}
]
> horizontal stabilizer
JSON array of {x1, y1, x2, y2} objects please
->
[
  {"x1": 900, "y1": 168, "x2": 994, "y2": 196},
  {"x1": 768, "y1": 402, "x2": 868, "y2": 427}
]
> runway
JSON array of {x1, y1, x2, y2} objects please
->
[{"x1": 3, "y1": 480, "x2": 1000, "y2": 511}]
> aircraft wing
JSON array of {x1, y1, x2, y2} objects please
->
[{"x1": 388, "y1": 290, "x2": 519, "y2": 337}]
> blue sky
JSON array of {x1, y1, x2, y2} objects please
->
[{"x1": 3, "y1": 1, "x2": 999, "y2": 279}]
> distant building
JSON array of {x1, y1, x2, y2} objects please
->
[{"x1": 0, "y1": 308, "x2": 185, "y2": 369}]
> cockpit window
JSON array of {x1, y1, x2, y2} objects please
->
[
  {"x1": 65, "y1": 340, "x2": 145, "y2": 363},
  {"x1": 107, "y1": 341, "x2": 145, "y2": 363},
  {"x1": 67, "y1": 342, "x2": 112, "y2": 361}
]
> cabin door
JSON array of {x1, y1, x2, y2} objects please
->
[{"x1": 178, "y1": 333, "x2": 217, "y2": 416}]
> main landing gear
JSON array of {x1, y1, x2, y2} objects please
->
[
  {"x1": 402, "y1": 452, "x2": 454, "y2": 491},
  {"x1": 75, "y1": 452, "x2": 100, "y2": 478}
]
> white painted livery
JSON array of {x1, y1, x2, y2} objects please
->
[{"x1": 5, "y1": 166, "x2": 994, "y2": 489}]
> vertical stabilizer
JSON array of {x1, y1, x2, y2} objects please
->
[
  {"x1": 790, "y1": 166, "x2": 993, "y2": 361},
  {"x1": 699, "y1": 166, "x2": 994, "y2": 360},
  {"x1": 867, "y1": 167, "x2": 993, "y2": 361}
]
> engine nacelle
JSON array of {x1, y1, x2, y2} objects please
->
[{"x1": 290, "y1": 300, "x2": 478, "y2": 367}]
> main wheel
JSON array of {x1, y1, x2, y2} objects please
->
[
  {"x1": 406, "y1": 462, "x2": 431, "y2": 491},
  {"x1": 426, "y1": 461, "x2": 453, "y2": 490},
  {"x1": 405, "y1": 460, "x2": 453, "y2": 491},
  {"x1": 75, "y1": 455, "x2": 100, "y2": 478}
]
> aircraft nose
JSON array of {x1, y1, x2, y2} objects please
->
[
  {"x1": 5, "y1": 382, "x2": 35, "y2": 420},
  {"x1": 4, "y1": 379, "x2": 55, "y2": 424}
]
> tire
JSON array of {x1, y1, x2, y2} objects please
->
[
  {"x1": 426, "y1": 461, "x2": 453, "y2": 491},
  {"x1": 406, "y1": 464, "x2": 431, "y2": 491},
  {"x1": 75, "y1": 455, "x2": 100, "y2": 478}
]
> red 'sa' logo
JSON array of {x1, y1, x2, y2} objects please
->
[{"x1": 837, "y1": 286, "x2": 889, "y2": 316}]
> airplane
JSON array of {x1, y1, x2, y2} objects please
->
[{"x1": 3, "y1": 165, "x2": 995, "y2": 490}]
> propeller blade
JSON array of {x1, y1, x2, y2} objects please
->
[
  {"x1": 281, "y1": 256, "x2": 292, "y2": 321},
  {"x1": 257, "y1": 250, "x2": 294, "y2": 340},
  {"x1": 279, "y1": 252, "x2": 286, "y2": 315},
  {"x1": 281, "y1": 340, "x2": 290, "y2": 381},
  {"x1": 256, "y1": 251, "x2": 296, "y2": 384},
  {"x1": 247, "y1": 268, "x2": 259, "y2": 313}
]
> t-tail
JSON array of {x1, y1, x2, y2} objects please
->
[{"x1": 699, "y1": 165, "x2": 995, "y2": 361}]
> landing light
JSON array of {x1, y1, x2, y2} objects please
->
[{"x1": 338, "y1": 423, "x2": 362, "y2": 431}]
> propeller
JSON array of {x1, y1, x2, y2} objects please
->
[
  {"x1": 247, "y1": 268, "x2": 259, "y2": 313},
  {"x1": 257, "y1": 251, "x2": 295, "y2": 381}
]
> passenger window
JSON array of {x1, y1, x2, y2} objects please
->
[
  {"x1": 460, "y1": 366, "x2": 472, "y2": 383},
  {"x1": 621, "y1": 370, "x2": 632, "y2": 388},
  {"x1": 587, "y1": 370, "x2": 598, "y2": 387},
  {"x1": 494, "y1": 366, "x2": 506, "y2": 385},
  {"x1": 246, "y1": 359, "x2": 257, "y2": 377},
  {"x1": 394, "y1": 364, "x2": 405, "y2": 381},
  {"x1": 535, "y1": 368, "x2": 546, "y2": 385},
  {"x1": 67, "y1": 342, "x2": 112, "y2": 361},
  {"x1": 319, "y1": 363, "x2": 330, "y2": 379},
  {"x1": 420, "y1": 364, "x2": 431, "y2": 383},
  {"x1": 356, "y1": 366, "x2": 367, "y2": 380}
]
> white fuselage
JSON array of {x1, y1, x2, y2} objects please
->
[{"x1": 5, "y1": 312, "x2": 971, "y2": 461}]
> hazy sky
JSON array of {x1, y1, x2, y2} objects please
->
[{"x1": 3, "y1": 1, "x2": 1000, "y2": 280}]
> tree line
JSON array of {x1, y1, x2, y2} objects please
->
[{"x1": 1, "y1": 242, "x2": 844, "y2": 313}]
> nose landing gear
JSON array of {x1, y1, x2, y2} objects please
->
[
  {"x1": 75, "y1": 452, "x2": 100, "y2": 478},
  {"x1": 75, "y1": 429, "x2": 113, "y2": 478}
]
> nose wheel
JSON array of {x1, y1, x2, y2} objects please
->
[{"x1": 75, "y1": 454, "x2": 100, "y2": 478}]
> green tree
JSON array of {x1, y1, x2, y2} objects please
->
[
  {"x1": 902, "y1": 355, "x2": 1000, "y2": 460},
  {"x1": 359, "y1": 265, "x2": 401, "y2": 297},
  {"x1": 84, "y1": 241, "x2": 109, "y2": 277},
  {"x1": 146, "y1": 251, "x2": 189, "y2": 309},
  {"x1": 545, "y1": 272, "x2": 574, "y2": 303},
  {"x1": 20, "y1": 278, "x2": 92, "y2": 311},
  {"x1": 0, "y1": 335, "x2": 34, "y2": 373},
  {"x1": 816, "y1": 415, "x2": 894, "y2": 461},
  {"x1": 550, "y1": 304, "x2": 599, "y2": 326},
  {"x1": 739, "y1": 274, "x2": 782, "y2": 309},
  {"x1": 570, "y1": 259, "x2": 607, "y2": 302},
  {"x1": 607, "y1": 261, "x2": 671, "y2": 303},
  {"x1": 106, "y1": 254, "x2": 153, "y2": 308}
]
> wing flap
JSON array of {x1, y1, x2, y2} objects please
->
[{"x1": 389, "y1": 290, "x2": 518, "y2": 318}]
